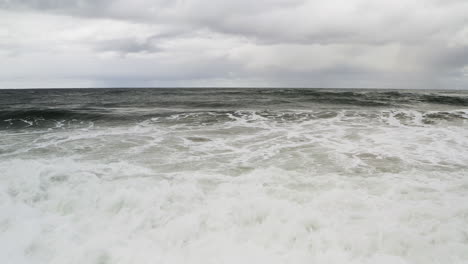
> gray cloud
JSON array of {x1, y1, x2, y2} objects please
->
[
  {"x1": 0, "y1": 0, "x2": 111, "y2": 15},
  {"x1": 0, "y1": 0, "x2": 468, "y2": 88},
  {"x1": 94, "y1": 37, "x2": 161, "y2": 55}
]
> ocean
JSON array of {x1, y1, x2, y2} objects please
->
[{"x1": 1, "y1": 88, "x2": 468, "y2": 264}]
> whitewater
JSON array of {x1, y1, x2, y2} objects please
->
[{"x1": 1, "y1": 88, "x2": 468, "y2": 264}]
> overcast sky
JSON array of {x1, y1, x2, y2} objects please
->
[{"x1": 1, "y1": 0, "x2": 467, "y2": 89}]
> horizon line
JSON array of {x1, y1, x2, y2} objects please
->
[{"x1": 0, "y1": 87, "x2": 463, "y2": 91}]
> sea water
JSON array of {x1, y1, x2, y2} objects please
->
[{"x1": 1, "y1": 88, "x2": 468, "y2": 264}]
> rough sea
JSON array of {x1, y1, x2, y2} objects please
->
[{"x1": 1, "y1": 88, "x2": 468, "y2": 264}]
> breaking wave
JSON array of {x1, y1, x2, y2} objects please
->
[{"x1": 1, "y1": 108, "x2": 467, "y2": 130}]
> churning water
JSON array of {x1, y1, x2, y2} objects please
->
[{"x1": 1, "y1": 88, "x2": 468, "y2": 264}]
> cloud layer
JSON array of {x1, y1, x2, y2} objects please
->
[{"x1": 1, "y1": 0, "x2": 468, "y2": 88}]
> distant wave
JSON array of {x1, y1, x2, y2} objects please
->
[
  {"x1": 1, "y1": 89, "x2": 467, "y2": 130},
  {"x1": 0, "y1": 108, "x2": 106, "y2": 120}
]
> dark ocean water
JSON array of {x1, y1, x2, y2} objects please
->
[
  {"x1": 1, "y1": 88, "x2": 467, "y2": 129},
  {"x1": 1, "y1": 88, "x2": 468, "y2": 264}
]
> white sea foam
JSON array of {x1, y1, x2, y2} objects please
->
[{"x1": 1, "y1": 109, "x2": 468, "y2": 264}]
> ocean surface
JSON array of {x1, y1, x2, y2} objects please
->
[{"x1": 1, "y1": 88, "x2": 468, "y2": 264}]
